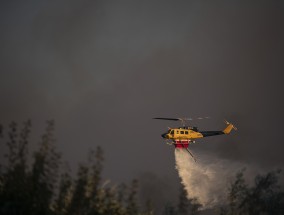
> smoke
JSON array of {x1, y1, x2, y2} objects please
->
[{"x1": 174, "y1": 148, "x2": 258, "y2": 209}]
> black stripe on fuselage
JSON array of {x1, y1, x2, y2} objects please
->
[{"x1": 200, "y1": 131, "x2": 224, "y2": 137}]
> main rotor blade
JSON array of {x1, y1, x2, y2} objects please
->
[
  {"x1": 153, "y1": 117, "x2": 210, "y2": 121},
  {"x1": 153, "y1": 118, "x2": 180, "y2": 121}
]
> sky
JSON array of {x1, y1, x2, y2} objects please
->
[{"x1": 1, "y1": 0, "x2": 284, "y2": 211}]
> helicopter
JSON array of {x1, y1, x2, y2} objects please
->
[{"x1": 153, "y1": 117, "x2": 237, "y2": 161}]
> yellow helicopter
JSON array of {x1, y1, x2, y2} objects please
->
[{"x1": 153, "y1": 117, "x2": 237, "y2": 161}]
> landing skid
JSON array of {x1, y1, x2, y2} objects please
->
[{"x1": 166, "y1": 140, "x2": 175, "y2": 145}]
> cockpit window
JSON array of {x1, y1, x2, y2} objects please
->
[{"x1": 170, "y1": 130, "x2": 174, "y2": 134}]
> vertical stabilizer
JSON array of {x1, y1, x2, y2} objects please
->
[{"x1": 223, "y1": 120, "x2": 237, "y2": 134}]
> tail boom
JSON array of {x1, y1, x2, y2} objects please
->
[{"x1": 200, "y1": 121, "x2": 237, "y2": 137}]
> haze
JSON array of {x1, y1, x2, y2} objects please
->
[{"x1": 1, "y1": 0, "x2": 284, "y2": 210}]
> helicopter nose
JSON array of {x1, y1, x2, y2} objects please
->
[{"x1": 161, "y1": 133, "x2": 167, "y2": 138}]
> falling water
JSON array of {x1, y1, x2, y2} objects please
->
[{"x1": 174, "y1": 148, "x2": 249, "y2": 208}]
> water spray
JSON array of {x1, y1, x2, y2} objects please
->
[{"x1": 174, "y1": 149, "x2": 248, "y2": 208}]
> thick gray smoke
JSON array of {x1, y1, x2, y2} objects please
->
[{"x1": 174, "y1": 148, "x2": 260, "y2": 208}]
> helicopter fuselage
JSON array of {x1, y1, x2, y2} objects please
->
[
  {"x1": 162, "y1": 127, "x2": 207, "y2": 141},
  {"x1": 161, "y1": 123, "x2": 235, "y2": 145},
  {"x1": 154, "y1": 117, "x2": 236, "y2": 161}
]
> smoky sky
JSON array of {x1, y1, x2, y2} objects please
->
[{"x1": 1, "y1": 0, "x2": 284, "y2": 208}]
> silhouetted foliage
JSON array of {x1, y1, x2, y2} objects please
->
[
  {"x1": 163, "y1": 203, "x2": 177, "y2": 215},
  {"x1": 30, "y1": 120, "x2": 60, "y2": 215},
  {"x1": 53, "y1": 169, "x2": 72, "y2": 215},
  {"x1": 0, "y1": 121, "x2": 143, "y2": 215},
  {"x1": 1, "y1": 120, "x2": 283, "y2": 215},
  {"x1": 221, "y1": 169, "x2": 284, "y2": 215},
  {"x1": 0, "y1": 120, "x2": 32, "y2": 215},
  {"x1": 127, "y1": 179, "x2": 139, "y2": 215},
  {"x1": 0, "y1": 123, "x2": 3, "y2": 138},
  {"x1": 177, "y1": 185, "x2": 201, "y2": 215},
  {"x1": 117, "y1": 183, "x2": 127, "y2": 205},
  {"x1": 161, "y1": 184, "x2": 202, "y2": 215},
  {"x1": 143, "y1": 199, "x2": 154, "y2": 215}
]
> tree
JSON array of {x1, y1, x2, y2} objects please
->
[
  {"x1": 0, "y1": 123, "x2": 3, "y2": 138},
  {"x1": 143, "y1": 199, "x2": 154, "y2": 215},
  {"x1": 0, "y1": 120, "x2": 32, "y2": 215},
  {"x1": 53, "y1": 168, "x2": 72, "y2": 215},
  {"x1": 103, "y1": 186, "x2": 126, "y2": 215},
  {"x1": 178, "y1": 185, "x2": 201, "y2": 215},
  {"x1": 224, "y1": 169, "x2": 284, "y2": 215},
  {"x1": 163, "y1": 202, "x2": 177, "y2": 215},
  {"x1": 29, "y1": 120, "x2": 60, "y2": 215},
  {"x1": 0, "y1": 121, "x2": 142, "y2": 215},
  {"x1": 126, "y1": 179, "x2": 139, "y2": 215}
]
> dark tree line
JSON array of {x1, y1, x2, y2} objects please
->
[
  {"x1": 0, "y1": 121, "x2": 283, "y2": 215},
  {"x1": 0, "y1": 120, "x2": 146, "y2": 215},
  {"x1": 220, "y1": 169, "x2": 284, "y2": 215}
]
